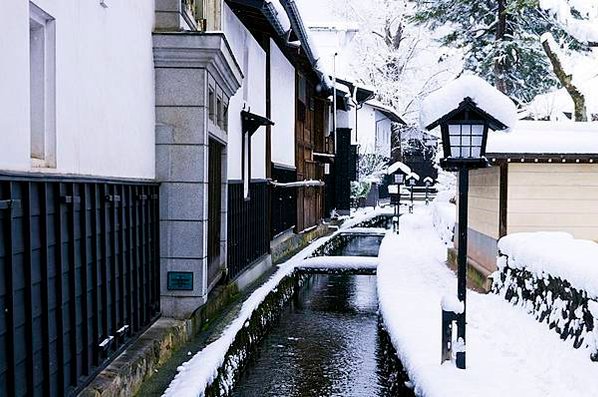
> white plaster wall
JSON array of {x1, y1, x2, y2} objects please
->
[
  {"x1": 0, "y1": 1, "x2": 156, "y2": 178},
  {"x1": 223, "y1": 4, "x2": 267, "y2": 180},
  {"x1": 375, "y1": 112, "x2": 392, "y2": 158},
  {"x1": 270, "y1": 39, "x2": 295, "y2": 168},
  {"x1": 356, "y1": 104, "x2": 376, "y2": 153}
]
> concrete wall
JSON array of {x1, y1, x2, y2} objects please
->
[
  {"x1": 270, "y1": 39, "x2": 296, "y2": 169},
  {"x1": 223, "y1": 3, "x2": 267, "y2": 180},
  {"x1": 508, "y1": 163, "x2": 598, "y2": 241},
  {"x1": 0, "y1": 1, "x2": 155, "y2": 179}
]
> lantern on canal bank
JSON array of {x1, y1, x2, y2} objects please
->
[
  {"x1": 423, "y1": 177, "x2": 434, "y2": 205},
  {"x1": 421, "y1": 75, "x2": 515, "y2": 370},
  {"x1": 406, "y1": 172, "x2": 419, "y2": 214},
  {"x1": 387, "y1": 162, "x2": 410, "y2": 234}
]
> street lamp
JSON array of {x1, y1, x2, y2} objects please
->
[
  {"x1": 424, "y1": 96, "x2": 509, "y2": 370},
  {"x1": 389, "y1": 171, "x2": 405, "y2": 233},
  {"x1": 406, "y1": 172, "x2": 419, "y2": 214},
  {"x1": 424, "y1": 177, "x2": 434, "y2": 205}
]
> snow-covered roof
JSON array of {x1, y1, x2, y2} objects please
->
[
  {"x1": 420, "y1": 75, "x2": 518, "y2": 130},
  {"x1": 264, "y1": 0, "x2": 292, "y2": 34},
  {"x1": 486, "y1": 120, "x2": 598, "y2": 155},
  {"x1": 386, "y1": 161, "x2": 412, "y2": 175},
  {"x1": 407, "y1": 172, "x2": 420, "y2": 181},
  {"x1": 529, "y1": 74, "x2": 598, "y2": 120}
]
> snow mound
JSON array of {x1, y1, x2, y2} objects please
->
[
  {"x1": 420, "y1": 75, "x2": 517, "y2": 130},
  {"x1": 498, "y1": 232, "x2": 598, "y2": 297}
]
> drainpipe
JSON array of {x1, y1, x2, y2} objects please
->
[{"x1": 333, "y1": 52, "x2": 338, "y2": 154}]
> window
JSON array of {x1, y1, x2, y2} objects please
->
[
  {"x1": 222, "y1": 99, "x2": 228, "y2": 132},
  {"x1": 208, "y1": 85, "x2": 215, "y2": 123},
  {"x1": 29, "y1": 2, "x2": 55, "y2": 167},
  {"x1": 216, "y1": 95, "x2": 222, "y2": 129}
]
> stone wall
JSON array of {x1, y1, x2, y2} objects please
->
[{"x1": 493, "y1": 254, "x2": 598, "y2": 360}]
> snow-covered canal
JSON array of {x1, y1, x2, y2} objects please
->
[{"x1": 231, "y1": 235, "x2": 414, "y2": 397}]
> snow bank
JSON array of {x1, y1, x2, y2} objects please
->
[
  {"x1": 431, "y1": 198, "x2": 456, "y2": 246},
  {"x1": 498, "y1": 232, "x2": 598, "y2": 297},
  {"x1": 420, "y1": 75, "x2": 517, "y2": 130},
  {"x1": 487, "y1": 120, "x2": 598, "y2": 155},
  {"x1": 377, "y1": 208, "x2": 598, "y2": 397}
]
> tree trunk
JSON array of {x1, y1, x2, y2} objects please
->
[
  {"x1": 494, "y1": 0, "x2": 508, "y2": 93},
  {"x1": 542, "y1": 37, "x2": 588, "y2": 122}
]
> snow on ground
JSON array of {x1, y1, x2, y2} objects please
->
[
  {"x1": 431, "y1": 197, "x2": 455, "y2": 246},
  {"x1": 377, "y1": 206, "x2": 598, "y2": 397},
  {"x1": 420, "y1": 75, "x2": 518, "y2": 130},
  {"x1": 498, "y1": 232, "x2": 598, "y2": 297},
  {"x1": 162, "y1": 207, "x2": 385, "y2": 397}
]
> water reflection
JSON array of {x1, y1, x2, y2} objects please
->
[{"x1": 231, "y1": 274, "x2": 414, "y2": 397}]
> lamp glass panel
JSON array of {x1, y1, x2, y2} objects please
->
[{"x1": 447, "y1": 123, "x2": 485, "y2": 159}]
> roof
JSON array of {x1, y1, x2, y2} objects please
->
[
  {"x1": 420, "y1": 75, "x2": 517, "y2": 131},
  {"x1": 386, "y1": 161, "x2": 412, "y2": 175},
  {"x1": 486, "y1": 120, "x2": 598, "y2": 159},
  {"x1": 366, "y1": 99, "x2": 406, "y2": 124},
  {"x1": 335, "y1": 77, "x2": 376, "y2": 104}
]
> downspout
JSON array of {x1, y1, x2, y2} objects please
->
[
  {"x1": 279, "y1": 0, "x2": 333, "y2": 92},
  {"x1": 333, "y1": 52, "x2": 338, "y2": 154}
]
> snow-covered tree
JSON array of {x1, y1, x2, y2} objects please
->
[{"x1": 411, "y1": 0, "x2": 594, "y2": 103}]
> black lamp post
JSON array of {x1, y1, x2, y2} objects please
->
[
  {"x1": 390, "y1": 171, "x2": 405, "y2": 233},
  {"x1": 407, "y1": 174, "x2": 417, "y2": 213},
  {"x1": 424, "y1": 177, "x2": 433, "y2": 205},
  {"x1": 424, "y1": 97, "x2": 507, "y2": 370}
]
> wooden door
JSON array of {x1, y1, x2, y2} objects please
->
[{"x1": 208, "y1": 139, "x2": 222, "y2": 285}]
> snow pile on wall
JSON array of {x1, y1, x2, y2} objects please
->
[
  {"x1": 420, "y1": 75, "x2": 518, "y2": 130},
  {"x1": 486, "y1": 120, "x2": 598, "y2": 154},
  {"x1": 495, "y1": 232, "x2": 598, "y2": 358}
]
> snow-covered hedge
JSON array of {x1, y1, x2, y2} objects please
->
[
  {"x1": 431, "y1": 192, "x2": 456, "y2": 246},
  {"x1": 494, "y1": 232, "x2": 598, "y2": 359}
]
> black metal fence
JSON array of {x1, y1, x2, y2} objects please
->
[
  {"x1": 270, "y1": 166, "x2": 297, "y2": 238},
  {"x1": 0, "y1": 173, "x2": 160, "y2": 396},
  {"x1": 227, "y1": 181, "x2": 269, "y2": 279}
]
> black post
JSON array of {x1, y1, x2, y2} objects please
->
[
  {"x1": 409, "y1": 184, "x2": 414, "y2": 213},
  {"x1": 425, "y1": 185, "x2": 429, "y2": 205},
  {"x1": 456, "y1": 165, "x2": 469, "y2": 369},
  {"x1": 397, "y1": 188, "x2": 401, "y2": 233}
]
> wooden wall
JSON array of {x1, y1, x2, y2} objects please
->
[
  {"x1": 507, "y1": 163, "x2": 598, "y2": 241},
  {"x1": 458, "y1": 166, "x2": 501, "y2": 273}
]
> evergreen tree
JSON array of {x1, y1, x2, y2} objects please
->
[{"x1": 411, "y1": 0, "x2": 591, "y2": 103}]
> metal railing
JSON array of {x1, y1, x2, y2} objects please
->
[{"x1": 0, "y1": 173, "x2": 160, "y2": 396}]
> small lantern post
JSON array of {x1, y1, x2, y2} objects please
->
[
  {"x1": 390, "y1": 171, "x2": 405, "y2": 233},
  {"x1": 424, "y1": 96, "x2": 508, "y2": 370},
  {"x1": 424, "y1": 177, "x2": 434, "y2": 205},
  {"x1": 406, "y1": 173, "x2": 418, "y2": 214}
]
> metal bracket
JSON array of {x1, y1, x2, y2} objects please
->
[
  {"x1": 441, "y1": 309, "x2": 459, "y2": 364},
  {"x1": 105, "y1": 194, "x2": 121, "y2": 202},
  {"x1": 60, "y1": 195, "x2": 81, "y2": 204},
  {"x1": 116, "y1": 324, "x2": 130, "y2": 337},
  {"x1": 98, "y1": 335, "x2": 114, "y2": 351},
  {"x1": 0, "y1": 199, "x2": 21, "y2": 210}
]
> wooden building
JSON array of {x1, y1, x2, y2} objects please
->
[{"x1": 460, "y1": 120, "x2": 598, "y2": 285}]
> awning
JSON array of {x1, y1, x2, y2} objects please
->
[
  {"x1": 313, "y1": 151, "x2": 335, "y2": 163},
  {"x1": 242, "y1": 110, "x2": 274, "y2": 135}
]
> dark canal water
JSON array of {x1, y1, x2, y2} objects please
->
[
  {"x1": 326, "y1": 235, "x2": 384, "y2": 257},
  {"x1": 231, "y1": 234, "x2": 414, "y2": 397}
]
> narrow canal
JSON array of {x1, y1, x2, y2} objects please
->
[{"x1": 231, "y1": 232, "x2": 414, "y2": 397}]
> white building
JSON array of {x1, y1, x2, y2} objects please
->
[
  {"x1": 0, "y1": 1, "x2": 159, "y2": 396},
  {"x1": 356, "y1": 100, "x2": 405, "y2": 159},
  {"x1": 1, "y1": 1, "x2": 155, "y2": 177}
]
